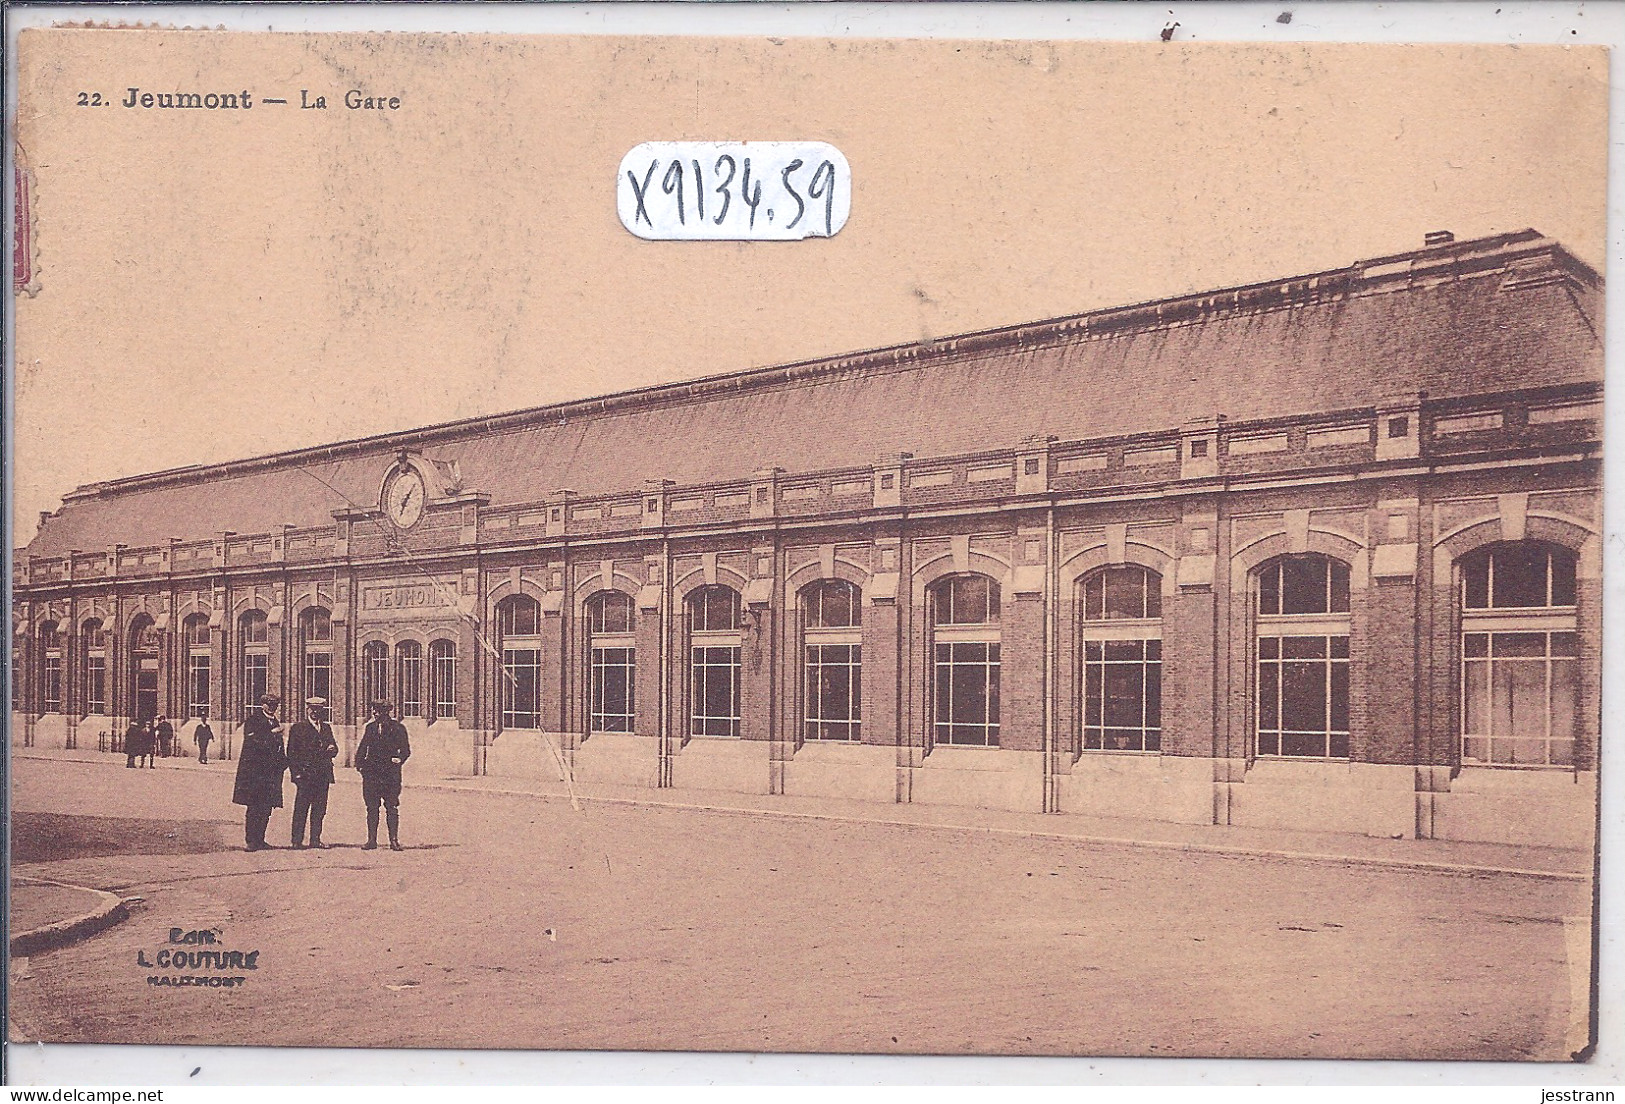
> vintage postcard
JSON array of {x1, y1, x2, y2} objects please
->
[{"x1": 5, "y1": 17, "x2": 1608, "y2": 1070}]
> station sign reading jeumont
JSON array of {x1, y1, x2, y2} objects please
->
[{"x1": 360, "y1": 578, "x2": 460, "y2": 618}]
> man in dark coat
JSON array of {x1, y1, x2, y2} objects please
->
[
  {"x1": 124, "y1": 717, "x2": 145, "y2": 768},
  {"x1": 135, "y1": 717, "x2": 156, "y2": 769},
  {"x1": 232, "y1": 694, "x2": 287, "y2": 851},
  {"x1": 286, "y1": 697, "x2": 339, "y2": 849},
  {"x1": 354, "y1": 698, "x2": 411, "y2": 851},
  {"x1": 154, "y1": 715, "x2": 175, "y2": 758},
  {"x1": 194, "y1": 712, "x2": 214, "y2": 764}
]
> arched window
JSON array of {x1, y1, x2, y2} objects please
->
[
  {"x1": 586, "y1": 591, "x2": 636, "y2": 733},
  {"x1": 801, "y1": 579, "x2": 862, "y2": 741},
  {"x1": 1460, "y1": 542, "x2": 1579, "y2": 767},
  {"x1": 81, "y1": 619, "x2": 109, "y2": 716},
  {"x1": 1079, "y1": 566, "x2": 1162, "y2": 753},
  {"x1": 497, "y1": 595, "x2": 541, "y2": 730},
  {"x1": 183, "y1": 614, "x2": 211, "y2": 720},
  {"x1": 688, "y1": 585, "x2": 741, "y2": 737},
  {"x1": 396, "y1": 641, "x2": 424, "y2": 718},
  {"x1": 1255, "y1": 555, "x2": 1350, "y2": 759},
  {"x1": 930, "y1": 574, "x2": 1001, "y2": 747},
  {"x1": 130, "y1": 615, "x2": 161, "y2": 722},
  {"x1": 497, "y1": 594, "x2": 540, "y2": 637},
  {"x1": 37, "y1": 621, "x2": 62, "y2": 714},
  {"x1": 361, "y1": 640, "x2": 390, "y2": 708},
  {"x1": 429, "y1": 639, "x2": 456, "y2": 721},
  {"x1": 238, "y1": 611, "x2": 269, "y2": 716},
  {"x1": 300, "y1": 608, "x2": 332, "y2": 708},
  {"x1": 131, "y1": 618, "x2": 160, "y2": 650}
]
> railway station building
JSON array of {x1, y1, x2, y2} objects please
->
[{"x1": 10, "y1": 228, "x2": 1602, "y2": 848}]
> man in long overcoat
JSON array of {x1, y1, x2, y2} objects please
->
[
  {"x1": 134, "y1": 717, "x2": 157, "y2": 768},
  {"x1": 233, "y1": 693, "x2": 288, "y2": 851},
  {"x1": 154, "y1": 715, "x2": 175, "y2": 758},
  {"x1": 124, "y1": 717, "x2": 146, "y2": 768},
  {"x1": 286, "y1": 697, "x2": 339, "y2": 849},
  {"x1": 354, "y1": 698, "x2": 411, "y2": 851}
]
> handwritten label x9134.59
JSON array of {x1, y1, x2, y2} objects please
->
[{"x1": 618, "y1": 142, "x2": 850, "y2": 241}]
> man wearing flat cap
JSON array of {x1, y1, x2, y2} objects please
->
[
  {"x1": 286, "y1": 697, "x2": 339, "y2": 849},
  {"x1": 354, "y1": 698, "x2": 411, "y2": 851},
  {"x1": 232, "y1": 693, "x2": 288, "y2": 851}
]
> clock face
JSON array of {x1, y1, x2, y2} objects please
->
[{"x1": 385, "y1": 469, "x2": 427, "y2": 529}]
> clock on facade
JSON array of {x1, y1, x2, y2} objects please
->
[{"x1": 384, "y1": 467, "x2": 427, "y2": 529}]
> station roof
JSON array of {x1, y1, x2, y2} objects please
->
[{"x1": 23, "y1": 229, "x2": 1602, "y2": 559}]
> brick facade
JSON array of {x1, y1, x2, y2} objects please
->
[{"x1": 11, "y1": 231, "x2": 1602, "y2": 846}]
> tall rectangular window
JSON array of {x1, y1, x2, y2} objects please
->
[
  {"x1": 690, "y1": 646, "x2": 741, "y2": 737},
  {"x1": 804, "y1": 644, "x2": 861, "y2": 741},
  {"x1": 41, "y1": 655, "x2": 62, "y2": 713},
  {"x1": 497, "y1": 597, "x2": 541, "y2": 731},
  {"x1": 82, "y1": 622, "x2": 110, "y2": 717},
  {"x1": 242, "y1": 654, "x2": 268, "y2": 712},
  {"x1": 933, "y1": 641, "x2": 1000, "y2": 746},
  {"x1": 363, "y1": 643, "x2": 389, "y2": 707},
  {"x1": 240, "y1": 612, "x2": 269, "y2": 717},
  {"x1": 1256, "y1": 635, "x2": 1350, "y2": 758},
  {"x1": 38, "y1": 624, "x2": 63, "y2": 714},
  {"x1": 590, "y1": 646, "x2": 636, "y2": 732},
  {"x1": 182, "y1": 617, "x2": 211, "y2": 718},
  {"x1": 303, "y1": 651, "x2": 331, "y2": 707},
  {"x1": 1080, "y1": 566, "x2": 1163, "y2": 753},
  {"x1": 1255, "y1": 556, "x2": 1351, "y2": 759},
  {"x1": 587, "y1": 593, "x2": 636, "y2": 733},
  {"x1": 1082, "y1": 639, "x2": 1161, "y2": 752},
  {"x1": 687, "y1": 586, "x2": 742, "y2": 738},
  {"x1": 802, "y1": 580, "x2": 862, "y2": 742},
  {"x1": 135, "y1": 661, "x2": 159, "y2": 722},
  {"x1": 1462, "y1": 631, "x2": 1577, "y2": 767},
  {"x1": 502, "y1": 647, "x2": 541, "y2": 729},
  {"x1": 929, "y1": 575, "x2": 1001, "y2": 748},
  {"x1": 430, "y1": 641, "x2": 456, "y2": 720},
  {"x1": 397, "y1": 643, "x2": 423, "y2": 718},
  {"x1": 1460, "y1": 544, "x2": 1580, "y2": 768},
  {"x1": 188, "y1": 653, "x2": 212, "y2": 718},
  {"x1": 85, "y1": 655, "x2": 107, "y2": 715},
  {"x1": 300, "y1": 609, "x2": 332, "y2": 712}
]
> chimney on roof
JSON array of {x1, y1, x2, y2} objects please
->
[{"x1": 1424, "y1": 230, "x2": 1455, "y2": 248}]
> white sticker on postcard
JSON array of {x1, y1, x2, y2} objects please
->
[{"x1": 619, "y1": 141, "x2": 850, "y2": 241}]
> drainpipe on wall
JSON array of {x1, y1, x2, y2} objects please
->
[
  {"x1": 658, "y1": 535, "x2": 673, "y2": 788},
  {"x1": 1043, "y1": 503, "x2": 1059, "y2": 814}
]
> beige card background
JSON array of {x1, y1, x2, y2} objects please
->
[
  {"x1": 4, "y1": 12, "x2": 1621, "y2": 1086},
  {"x1": 12, "y1": 32, "x2": 1606, "y2": 535}
]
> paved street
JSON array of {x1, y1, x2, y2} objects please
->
[{"x1": 8, "y1": 754, "x2": 1592, "y2": 1060}]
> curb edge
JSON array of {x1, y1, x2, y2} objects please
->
[{"x1": 10, "y1": 878, "x2": 131, "y2": 957}]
